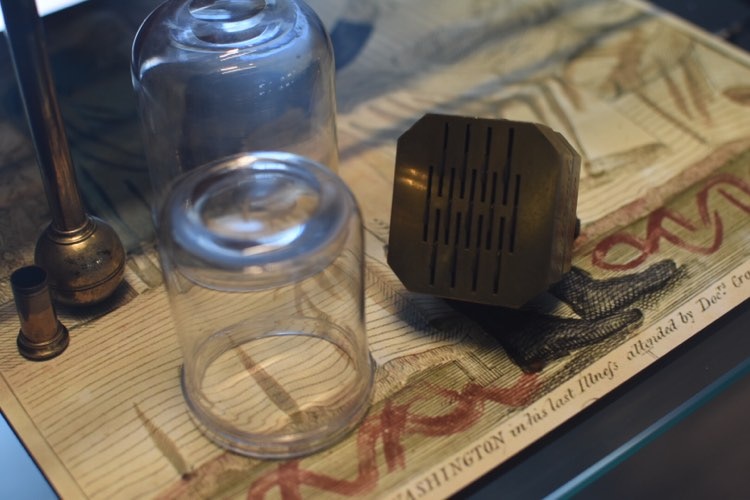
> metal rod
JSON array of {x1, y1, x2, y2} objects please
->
[
  {"x1": 1, "y1": 0, "x2": 87, "y2": 232},
  {"x1": 1, "y1": 0, "x2": 126, "y2": 306}
]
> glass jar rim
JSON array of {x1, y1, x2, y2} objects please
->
[{"x1": 161, "y1": 152, "x2": 356, "y2": 291}]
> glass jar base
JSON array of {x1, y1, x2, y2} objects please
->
[{"x1": 181, "y1": 329, "x2": 374, "y2": 458}]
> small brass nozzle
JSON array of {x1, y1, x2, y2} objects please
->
[{"x1": 11, "y1": 265, "x2": 69, "y2": 361}]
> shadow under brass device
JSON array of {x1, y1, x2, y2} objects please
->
[
  {"x1": 388, "y1": 114, "x2": 580, "y2": 308},
  {"x1": 1, "y1": 0, "x2": 125, "y2": 306}
]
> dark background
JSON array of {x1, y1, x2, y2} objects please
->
[{"x1": 652, "y1": 0, "x2": 750, "y2": 51}]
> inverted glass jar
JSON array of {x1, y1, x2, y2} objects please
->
[
  {"x1": 132, "y1": 0, "x2": 338, "y2": 217},
  {"x1": 158, "y1": 152, "x2": 373, "y2": 458}
]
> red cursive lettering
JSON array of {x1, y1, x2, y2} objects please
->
[
  {"x1": 247, "y1": 373, "x2": 538, "y2": 498},
  {"x1": 593, "y1": 174, "x2": 750, "y2": 270}
]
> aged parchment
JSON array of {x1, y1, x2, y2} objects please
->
[{"x1": 0, "y1": 0, "x2": 749, "y2": 498}]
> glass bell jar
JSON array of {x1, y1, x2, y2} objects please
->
[
  {"x1": 158, "y1": 152, "x2": 374, "y2": 458},
  {"x1": 131, "y1": 0, "x2": 339, "y2": 216}
]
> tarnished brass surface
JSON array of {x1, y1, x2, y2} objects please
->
[
  {"x1": 1, "y1": 0, "x2": 125, "y2": 305},
  {"x1": 35, "y1": 217, "x2": 126, "y2": 306},
  {"x1": 11, "y1": 266, "x2": 69, "y2": 361},
  {"x1": 388, "y1": 114, "x2": 580, "y2": 308}
]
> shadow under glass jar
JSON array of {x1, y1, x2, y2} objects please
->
[
  {"x1": 158, "y1": 152, "x2": 373, "y2": 458},
  {"x1": 132, "y1": 0, "x2": 339, "y2": 218}
]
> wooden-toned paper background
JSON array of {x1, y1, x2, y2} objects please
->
[{"x1": 1, "y1": 0, "x2": 749, "y2": 497}]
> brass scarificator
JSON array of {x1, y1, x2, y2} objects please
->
[
  {"x1": 388, "y1": 114, "x2": 580, "y2": 308},
  {"x1": 1, "y1": 0, "x2": 125, "y2": 306}
]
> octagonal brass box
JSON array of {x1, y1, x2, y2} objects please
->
[{"x1": 388, "y1": 114, "x2": 580, "y2": 308}]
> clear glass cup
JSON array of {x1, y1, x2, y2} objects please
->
[
  {"x1": 158, "y1": 152, "x2": 373, "y2": 458},
  {"x1": 131, "y1": 0, "x2": 338, "y2": 218}
]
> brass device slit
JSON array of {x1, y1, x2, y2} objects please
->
[
  {"x1": 498, "y1": 216, "x2": 506, "y2": 251},
  {"x1": 438, "y1": 122, "x2": 448, "y2": 196},
  {"x1": 454, "y1": 212, "x2": 463, "y2": 246},
  {"x1": 509, "y1": 174, "x2": 521, "y2": 253},
  {"x1": 480, "y1": 126, "x2": 491, "y2": 202},
  {"x1": 486, "y1": 207, "x2": 495, "y2": 250},
  {"x1": 503, "y1": 127, "x2": 515, "y2": 205},
  {"x1": 476, "y1": 215, "x2": 484, "y2": 249},
  {"x1": 469, "y1": 169, "x2": 477, "y2": 203},
  {"x1": 422, "y1": 165, "x2": 434, "y2": 241},
  {"x1": 445, "y1": 167, "x2": 455, "y2": 245},
  {"x1": 450, "y1": 213, "x2": 461, "y2": 288},
  {"x1": 460, "y1": 123, "x2": 470, "y2": 198},
  {"x1": 444, "y1": 203, "x2": 452, "y2": 245},
  {"x1": 490, "y1": 171, "x2": 498, "y2": 205}
]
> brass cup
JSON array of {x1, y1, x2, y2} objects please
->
[{"x1": 11, "y1": 265, "x2": 69, "y2": 361}]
